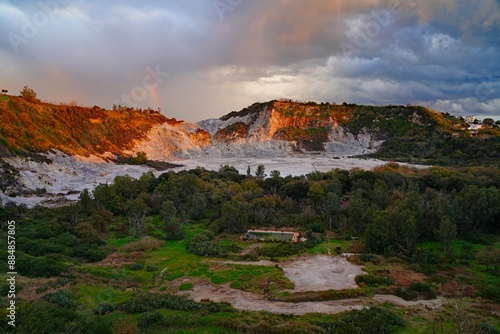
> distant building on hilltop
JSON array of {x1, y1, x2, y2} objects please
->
[{"x1": 464, "y1": 116, "x2": 475, "y2": 123}]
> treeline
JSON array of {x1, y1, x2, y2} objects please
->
[{"x1": 1, "y1": 163, "x2": 499, "y2": 273}]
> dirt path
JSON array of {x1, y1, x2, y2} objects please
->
[
  {"x1": 179, "y1": 283, "x2": 444, "y2": 315},
  {"x1": 179, "y1": 282, "x2": 366, "y2": 315},
  {"x1": 183, "y1": 255, "x2": 444, "y2": 315}
]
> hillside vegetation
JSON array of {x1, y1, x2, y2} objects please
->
[
  {"x1": 222, "y1": 100, "x2": 500, "y2": 166},
  {"x1": 0, "y1": 94, "x2": 168, "y2": 157},
  {"x1": 1, "y1": 163, "x2": 499, "y2": 333},
  {"x1": 1, "y1": 93, "x2": 499, "y2": 166}
]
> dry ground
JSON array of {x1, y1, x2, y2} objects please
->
[{"x1": 180, "y1": 255, "x2": 444, "y2": 315}]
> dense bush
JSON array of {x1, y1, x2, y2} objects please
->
[
  {"x1": 12, "y1": 300, "x2": 83, "y2": 334},
  {"x1": 271, "y1": 289, "x2": 366, "y2": 303},
  {"x1": 35, "y1": 278, "x2": 68, "y2": 294},
  {"x1": 129, "y1": 263, "x2": 145, "y2": 271},
  {"x1": 356, "y1": 274, "x2": 395, "y2": 287},
  {"x1": 396, "y1": 282, "x2": 437, "y2": 301},
  {"x1": 479, "y1": 285, "x2": 500, "y2": 303},
  {"x1": 187, "y1": 231, "x2": 240, "y2": 257},
  {"x1": 317, "y1": 307, "x2": 405, "y2": 334},
  {"x1": 138, "y1": 311, "x2": 163, "y2": 329},
  {"x1": 187, "y1": 241, "x2": 240, "y2": 257},
  {"x1": 94, "y1": 302, "x2": 118, "y2": 316},
  {"x1": 256, "y1": 234, "x2": 322, "y2": 258},
  {"x1": 120, "y1": 292, "x2": 234, "y2": 314},
  {"x1": 44, "y1": 290, "x2": 78, "y2": 308},
  {"x1": 17, "y1": 253, "x2": 67, "y2": 278},
  {"x1": 475, "y1": 322, "x2": 500, "y2": 334},
  {"x1": 147, "y1": 265, "x2": 158, "y2": 272}
]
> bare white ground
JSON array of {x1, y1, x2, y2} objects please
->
[
  {"x1": 281, "y1": 255, "x2": 365, "y2": 292},
  {"x1": 0, "y1": 152, "x2": 426, "y2": 208}
]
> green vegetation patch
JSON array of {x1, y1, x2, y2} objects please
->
[
  {"x1": 270, "y1": 288, "x2": 368, "y2": 303},
  {"x1": 207, "y1": 263, "x2": 294, "y2": 293},
  {"x1": 178, "y1": 282, "x2": 194, "y2": 291}
]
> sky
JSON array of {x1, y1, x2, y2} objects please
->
[{"x1": 0, "y1": 0, "x2": 499, "y2": 122}]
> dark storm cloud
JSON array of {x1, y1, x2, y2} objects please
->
[{"x1": 0, "y1": 0, "x2": 498, "y2": 121}]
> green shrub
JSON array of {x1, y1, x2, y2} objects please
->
[
  {"x1": 187, "y1": 241, "x2": 240, "y2": 257},
  {"x1": 120, "y1": 292, "x2": 234, "y2": 314},
  {"x1": 94, "y1": 302, "x2": 117, "y2": 315},
  {"x1": 138, "y1": 311, "x2": 163, "y2": 329},
  {"x1": 475, "y1": 322, "x2": 500, "y2": 334},
  {"x1": 17, "y1": 254, "x2": 67, "y2": 278},
  {"x1": 15, "y1": 300, "x2": 83, "y2": 334},
  {"x1": 411, "y1": 248, "x2": 439, "y2": 275},
  {"x1": 44, "y1": 290, "x2": 78, "y2": 308},
  {"x1": 73, "y1": 246, "x2": 107, "y2": 262},
  {"x1": 129, "y1": 263, "x2": 145, "y2": 271},
  {"x1": 35, "y1": 278, "x2": 68, "y2": 294},
  {"x1": 270, "y1": 288, "x2": 366, "y2": 303},
  {"x1": 479, "y1": 286, "x2": 500, "y2": 302},
  {"x1": 396, "y1": 282, "x2": 437, "y2": 301},
  {"x1": 146, "y1": 265, "x2": 158, "y2": 272},
  {"x1": 410, "y1": 282, "x2": 438, "y2": 299},
  {"x1": 316, "y1": 307, "x2": 405, "y2": 334},
  {"x1": 360, "y1": 253, "x2": 374, "y2": 262},
  {"x1": 356, "y1": 274, "x2": 395, "y2": 287}
]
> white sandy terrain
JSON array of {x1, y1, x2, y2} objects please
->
[
  {"x1": 172, "y1": 156, "x2": 424, "y2": 177},
  {"x1": 0, "y1": 151, "x2": 164, "y2": 207},
  {"x1": 0, "y1": 151, "x2": 427, "y2": 208},
  {"x1": 281, "y1": 255, "x2": 365, "y2": 292}
]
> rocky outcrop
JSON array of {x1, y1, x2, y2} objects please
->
[{"x1": 193, "y1": 101, "x2": 381, "y2": 157}]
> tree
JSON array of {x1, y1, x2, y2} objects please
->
[
  {"x1": 482, "y1": 118, "x2": 494, "y2": 126},
  {"x1": 270, "y1": 170, "x2": 281, "y2": 178},
  {"x1": 370, "y1": 179, "x2": 389, "y2": 209},
  {"x1": 89, "y1": 208, "x2": 114, "y2": 233},
  {"x1": 307, "y1": 182, "x2": 326, "y2": 212},
  {"x1": 400, "y1": 215, "x2": 419, "y2": 256},
  {"x1": 126, "y1": 199, "x2": 148, "y2": 240},
  {"x1": 20, "y1": 85, "x2": 38, "y2": 103},
  {"x1": 347, "y1": 189, "x2": 368, "y2": 236},
  {"x1": 163, "y1": 217, "x2": 185, "y2": 240},
  {"x1": 78, "y1": 188, "x2": 94, "y2": 215},
  {"x1": 364, "y1": 210, "x2": 390, "y2": 253},
  {"x1": 435, "y1": 216, "x2": 457, "y2": 252},
  {"x1": 184, "y1": 193, "x2": 207, "y2": 220},
  {"x1": 324, "y1": 192, "x2": 341, "y2": 230},
  {"x1": 255, "y1": 164, "x2": 266, "y2": 179},
  {"x1": 75, "y1": 222, "x2": 100, "y2": 244},
  {"x1": 221, "y1": 199, "x2": 248, "y2": 232}
]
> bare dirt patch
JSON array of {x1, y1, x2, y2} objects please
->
[
  {"x1": 390, "y1": 268, "x2": 426, "y2": 285},
  {"x1": 281, "y1": 255, "x2": 365, "y2": 291},
  {"x1": 93, "y1": 251, "x2": 145, "y2": 267}
]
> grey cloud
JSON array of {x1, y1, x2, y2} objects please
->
[{"x1": 0, "y1": 0, "x2": 498, "y2": 121}]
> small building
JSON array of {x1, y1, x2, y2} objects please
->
[
  {"x1": 241, "y1": 229, "x2": 299, "y2": 242},
  {"x1": 464, "y1": 116, "x2": 475, "y2": 123}
]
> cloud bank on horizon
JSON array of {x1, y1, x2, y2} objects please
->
[{"x1": 0, "y1": 0, "x2": 499, "y2": 121}]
